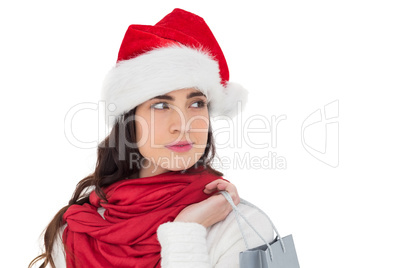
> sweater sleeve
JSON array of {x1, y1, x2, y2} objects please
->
[{"x1": 156, "y1": 222, "x2": 211, "y2": 268}]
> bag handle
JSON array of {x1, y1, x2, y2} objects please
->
[{"x1": 219, "y1": 191, "x2": 286, "y2": 261}]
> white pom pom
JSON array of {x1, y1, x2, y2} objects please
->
[{"x1": 209, "y1": 82, "x2": 249, "y2": 118}]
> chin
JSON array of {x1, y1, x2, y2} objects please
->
[
  {"x1": 166, "y1": 160, "x2": 198, "y2": 172},
  {"x1": 167, "y1": 165, "x2": 192, "y2": 172}
]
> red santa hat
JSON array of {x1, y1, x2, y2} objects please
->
[{"x1": 101, "y1": 8, "x2": 248, "y2": 126}]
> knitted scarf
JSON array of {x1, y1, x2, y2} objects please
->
[{"x1": 62, "y1": 166, "x2": 223, "y2": 268}]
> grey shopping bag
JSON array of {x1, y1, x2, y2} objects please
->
[{"x1": 220, "y1": 191, "x2": 300, "y2": 268}]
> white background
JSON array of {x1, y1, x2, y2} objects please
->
[{"x1": 1, "y1": 0, "x2": 401, "y2": 267}]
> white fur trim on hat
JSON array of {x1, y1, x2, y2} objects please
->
[{"x1": 101, "y1": 45, "x2": 248, "y2": 127}]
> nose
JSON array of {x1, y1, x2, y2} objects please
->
[{"x1": 168, "y1": 106, "x2": 191, "y2": 135}]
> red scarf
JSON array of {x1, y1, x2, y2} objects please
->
[{"x1": 62, "y1": 166, "x2": 223, "y2": 268}]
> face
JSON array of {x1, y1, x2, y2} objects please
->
[{"x1": 134, "y1": 88, "x2": 209, "y2": 178}]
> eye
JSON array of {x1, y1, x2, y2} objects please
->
[
  {"x1": 151, "y1": 102, "x2": 170, "y2": 110},
  {"x1": 191, "y1": 100, "x2": 206, "y2": 108}
]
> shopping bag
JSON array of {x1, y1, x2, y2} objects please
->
[
  {"x1": 239, "y1": 234, "x2": 299, "y2": 268},
  {"x1": 220, "y1": 191, "x2": 300, "y2": 268}
]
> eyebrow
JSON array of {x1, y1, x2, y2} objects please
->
[{"x1": 150, "y1": 91, "x2": 206, "y2": 101}]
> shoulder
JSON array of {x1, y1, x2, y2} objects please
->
[{"x1": 206, "y1": 199, "x2": 275, "y2": 266}]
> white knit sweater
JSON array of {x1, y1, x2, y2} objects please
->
[{"x1": 51, "y1": 200, "x2": 274, "y2": 267}]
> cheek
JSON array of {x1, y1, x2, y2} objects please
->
[
  {"x1": 135, "y1": 114, "x2": 152, "y2": 148},
  {"x1": 134, "y1": 125, "x2": 152, "y2": 158},
  {"x1": 191, "y1": 115, "x2": 209, "y2": 136},
  {"x1": 151, "y1": 117, "x2": 168, "y2": 141},
  {"x1": 135, "y1": 118, "x2": 145, "y2": 142},
  {"x1": 136, "y1": 114, "x2": 167, "y2": 148}
]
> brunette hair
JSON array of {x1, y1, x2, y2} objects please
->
[{"x1": 29, "y1": 106, "x2": 223, "y2": 268}]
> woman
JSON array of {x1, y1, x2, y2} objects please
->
[{"x1": 30, "y1": 8, "x2": 274, "y2": 268}]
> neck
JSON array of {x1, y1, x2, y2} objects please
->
[{"x1": 139, "y1": 169, "x2": 165, "y2": 178}]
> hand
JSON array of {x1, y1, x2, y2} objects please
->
[{"x1": 174, "y1": 179, "x2": 240, "y2": 228}]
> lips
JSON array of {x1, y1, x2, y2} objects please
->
[{"x1": 165, "y1": 141, "x2": 194, "y2": 152}]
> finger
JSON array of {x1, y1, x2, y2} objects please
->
[
  {"x1": 227, "y1": 185, "x2": 240, "y2": 206},
  {"x1": 204, "y1": 181, "x2": 233, "y2": 195},
  {"x1": 208, "y1": 183, "x2": 240, "y2": 206},
  {"x1": 204, "y1": 179, "x2": 240, "y2": 206},
  {"x1": 232, "y1": 193, "x2": 240, "y2": 206},
  {"x1": 204, "y1": 179, "x2": 229, "y2": 194},
  {"x1": 204, "y1": 179, "x2": 229, "y2": 190},
  {"x1": 219, "y1": 183, "x2": 240, "y2": 206}
]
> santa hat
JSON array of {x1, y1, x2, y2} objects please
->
[{"x1": 101, "y1": 8, "x2": 248, "y2": 127}]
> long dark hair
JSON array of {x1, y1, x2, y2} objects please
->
[{"x1": 29, "y1": 106, "x2": 223, "y2": 268}]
